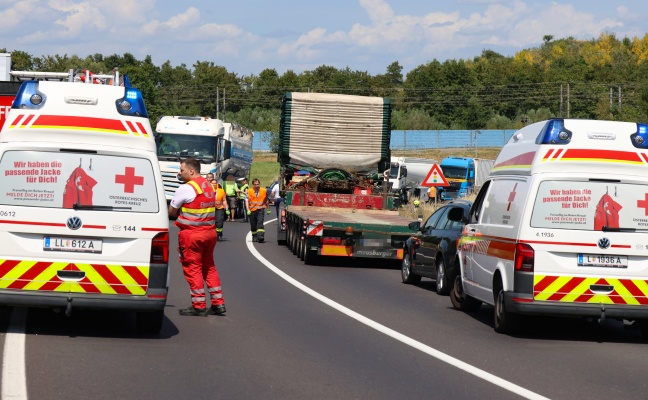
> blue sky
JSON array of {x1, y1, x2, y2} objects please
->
[{"x1": 1, "y1": 0, "x2": 646, "y2": 77}]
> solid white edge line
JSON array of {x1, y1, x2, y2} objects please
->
[
  {"x1": 2, "y1": 307, "x2": 28, "y2": 400},
  {"x1": 250, "y1": 219, "x2": 549, "y2": 400}
]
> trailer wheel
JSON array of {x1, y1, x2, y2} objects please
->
[
  {"x1": 291, "y1": 224, "x2": 299, "y2": 256},
  {"x1": 286, "y1": 219, "x2": 293, "y2": 250},
  {"x1": 298, "y1": 235, "x2": 306, "y2": 261}
]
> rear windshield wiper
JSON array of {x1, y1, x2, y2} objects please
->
[
  {"x1": 602, "y1": 226, "x2": 638, "y2": 232},
  {"x1": 73, "y1": 204, "x2": 132, "y2": 211}
]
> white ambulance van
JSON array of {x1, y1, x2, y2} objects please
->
[
  {"x1": 0, "y1": 70, "x2": 169, "y2": 334},
  {"x1": 450, "y1": 118, "x2": 648, "y2": 337}
]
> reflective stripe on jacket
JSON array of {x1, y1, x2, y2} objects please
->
[
  {"x1": 176, "y1": 176, "x2": 216, "y2": 230},
  {"x1": 247, "y1": 187, "x2": 267, "y2": 211}
]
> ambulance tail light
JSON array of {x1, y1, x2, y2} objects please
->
[
  {"x1": 514, "y1": 243, "x2": 534, "y2": 272},
  {"x1": 631, "y1": 123, "x2": 648, "y2": 149},
  {"x1": 116, "y1": 88, "x2": 148, "y2": 118},
  {"x1": 150, "y1": 232, "x2": 169, "y2": 263},
  {"x1": 12, "y1": 81, "x2": 47, "y2": 110},
  {"x1": 536, "y1": 119, "x2": 572, "y2": 145}
]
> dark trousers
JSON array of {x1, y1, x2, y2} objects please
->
[
  {"x1": 273, "y1": 198, "x2": 283, "y2": 217},
  {"x1": 215, "y1": 209, "x2": 226, "y2": 239},
  {"x1": 249, "y1": 209, "x2": 266, "y2": 241}
]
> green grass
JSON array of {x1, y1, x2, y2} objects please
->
[{"x1": 250, "y1": 160, "x2": 279, "y2": 187}]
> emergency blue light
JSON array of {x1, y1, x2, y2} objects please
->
[
  {"x1": 536, "y1": 119, "x2": 572, "y2": 145},
  {"x1": 115, "y1": 88, "x2": 148, "y2": 118},
  {"x1": 630, "y1": 123, "x2": 648, "y2": 149},
  {"x1": 12, "y1": 81, "x2": 46, "y2": 110}
]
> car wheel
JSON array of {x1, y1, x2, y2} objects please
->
[
  {"x1": 401, "y1": 252, "x2": 421, "y2": 284},
  {"x1": 450, "y1": 274, "x2": 481, "y2": 311},
  {"x1": 494, "y1": 283, "x2": 518, "y2": 333},
  {"x1": 435, "y1": 258, "x2": 450, "y2": 295},
  {"x1": 136, "y1": 310, "x2": 164, "y2": 334}
]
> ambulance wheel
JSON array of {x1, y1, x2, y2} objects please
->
[
  {"x1": 494, "y1": 285, "x2": 518, "y2": 334},
  {"x1": 450, "y1": 275, "x2": 481, "y2": 312},
  {"x1": 401, "y1": 252, "x2": 421, "y2": 284},
  {"x1": 435, "y1": 258, "x2": 450, "y2": 295},
  {"x1": 136, "y1": 310, "x2": 164, "y2": 334}
]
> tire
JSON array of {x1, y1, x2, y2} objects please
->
[
  {"x1": 286, "y1": 220, "x2": 293, "y2": 250},
  {"x1": 299, "y1": 235, "x2": 306, "y2": 261},
  {"x1": 450, "y1": 274, "x2": 482, "y2": 312},
  {"x1": 494, "y1": 284, "x2": 518, "y2": 334},
  {"x1": 401, "y1": 252, "x2": 421, "y2": 284},
  {"x1": 291, "y1": 224, "x2": 299, "y2": 255},
  {"x1": 136, "y1": 310, "x2": 164, "y2": 334},
  {"x1": 435, "y1": 258, "x2": 450, "y2": 295}
]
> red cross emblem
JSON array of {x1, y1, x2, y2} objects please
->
[
  {"x1": 638, "y1": 193, "x2": 648, "y2": 216},
  {"x1": 507, "y1": 183, "x2": 518, "y2": 211},
  {"x1": 115, "y1": 167, "x2": 144, "y2": 193}
]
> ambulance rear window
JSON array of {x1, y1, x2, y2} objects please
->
[
  {"x1": 531, "y1": 180, "x2": 647, "y2": 231},
  {"x1": 0, "y1": 151, "x2": 159, "y2": 213}
]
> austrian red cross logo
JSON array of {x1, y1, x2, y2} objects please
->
[
  {"x1": 115, "y1": 167, "x2": 144, "y2": 193},
  {"x1": 638, "y1": 193, "x2": 648, "y2": 216},
  {"x1": 507, "y1": 183, "x2": 518, "y2": 211}
]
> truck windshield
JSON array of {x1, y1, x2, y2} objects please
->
[
  {"x1": 157, "y1": 133, "x2": 217, "y2": 160},
  {"x1": 441, "y1": 166, "x2": 466, "y2": 179},
  {"x1": 389, "y1": 163, "x2": 400, "y2": 177}
]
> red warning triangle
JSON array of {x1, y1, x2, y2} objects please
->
[{"x1": 421, "y1": 164, "x2": 449, "y2": 187}]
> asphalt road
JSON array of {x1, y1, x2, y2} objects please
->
[{"x1": 2, "y1": 214, "x2": 648, "y2": 400}]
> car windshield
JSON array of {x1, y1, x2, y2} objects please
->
[{"x1": 156, "y1": 133, "x2": 217, "y2": 159}]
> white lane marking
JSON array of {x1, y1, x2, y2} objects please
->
[
  {"x1": 3, "y1": 307, "x2": 28, "y2": 400},
  {"x1": 249, "y1": 221, "x2": 549, "y2": 400}
]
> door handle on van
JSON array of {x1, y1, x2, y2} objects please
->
[
  {"x1": 57, "y1": 270, "x2": 86, "y2": 280},
  {"x1": 589, "y1": 284, "x2": 614, "y2": 293}
]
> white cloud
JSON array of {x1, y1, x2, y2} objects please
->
[{"x1": 141, "y1": 7, "x2": 201, "y2": 35}]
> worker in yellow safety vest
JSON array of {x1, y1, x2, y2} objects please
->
[{"x1": 245, "y1": 178, "x2": 270, "y2": 243}]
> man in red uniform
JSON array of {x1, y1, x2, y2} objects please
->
[{"x1": 169, "y1": 158, "x2": 226, "y2": 316}]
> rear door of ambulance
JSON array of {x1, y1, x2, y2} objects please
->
[
  {"x1": 0, "y1": 143, "x2": 168, "y2": 306},
  {"x1": 526, "y1": 176, "x2": 648, "y2": 307}
]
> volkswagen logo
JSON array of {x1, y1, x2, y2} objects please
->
[
  {"x1": 598, "y1": 237, "x2": 611, "y2": 249},
  {"x1": 67, "y1": 216, "x2": 83, "y2": 230}
]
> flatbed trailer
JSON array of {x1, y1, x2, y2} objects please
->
[{"x1": 281, "y1": 204, "x2": 415, "y2": 265}]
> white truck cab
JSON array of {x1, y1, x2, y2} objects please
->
[
  {"x1": 0, "y1": 70, "x2": 169, "y2": 334},
  {"x1": 452, "y1": 119, "x2": 648, "y2": 337}
]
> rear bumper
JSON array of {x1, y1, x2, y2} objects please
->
[
  {"x1": 0, "y1": 289, "x2": 167, "y2": 312},
  {"x1": 504, "y1": 292, "x2": 648, "y2": 319}
]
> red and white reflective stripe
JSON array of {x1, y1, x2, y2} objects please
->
[
  {"x1": 306, "y1": 220, "x2": 323, "y2": 236},
  {"x1": 122, "y1": 120, "x2": 149, "y2": 137}
]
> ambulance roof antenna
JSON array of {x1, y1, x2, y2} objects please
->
[
  {"x1": 79, "y1": 158, "x2": 82, "y2": 168},
  {"x1": 89, "y1": 158, "x2": 93, "y2": 171}
]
